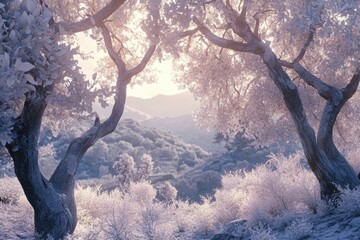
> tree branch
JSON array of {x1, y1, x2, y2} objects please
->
[
  {"x1": 99, "y1": 22, "x2": 126, "y2": 73},
  {"x1": 177, "y1": 28, "x2": 199, "y2": 38},
  {"x1": 60, "y1": 0, "x2": 126, "y2": 34},
  {"x1": 293, "y1": 25, "x2": 316, "y2": 64},
  {"x1": 342, "y1": 67, "x2": 360, "y2": 100},
  {"x1": 50, "y1": 11, "x2": 156, "y2": 191},
  {"x1": 127, "y1": 43, "x2": 157, "y2": 78},
  {"x1": 292, "y1": 62, "x2": 333, "y2": 99},
  {"x1": 252, "y1": 10, "x2": 273, "y2": 37},
  {"x1": 193, "y1": 17, "x2": 258, "y2": 54}
]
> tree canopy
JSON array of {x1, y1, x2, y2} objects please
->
[
  {"x1": 163, "y1": 0, "x2": 360, "y2": 198},
  {"x1": 164, "y1": 0, "x2": 359, "y2": 150}
]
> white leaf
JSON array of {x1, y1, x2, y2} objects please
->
[
  {"x1": 14, "y1": 58, "x2": 35, "y2": 72},
  {"x1": 0, "y1": 138, "x2": 7, "y2": 146},
  {"x1": 24, "y1": 73, "x2": 37, "y2": 85},
  {"x1": 90, "y1": 16, "x2": 96, "y2": 26},
  {"x1": 26, "y1": 0, "x2": 37, "y2": 13},
  {"x1": 20, "y1": 11, "x2": 29, "y2": 26},
  {"x1": 9, "y1": 30, "x2": 16, "y2": 41},
  {"x1": 3, "y1": 53, "x2": 10, "y2": 68},
  {"x1": 26, "y1": 83, "x2": 36, "y2": 91},
  {"x1": 42, "y1": 7, "x2": 53, "y2": 23},
  {"x1": 25, "y1": 26, "x2": 31, "y2": 34},
  {"x1": 6, "y1": 75, "x2": 16, "y2": 87}
]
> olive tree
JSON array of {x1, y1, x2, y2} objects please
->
[
  {"x1": 0, "y1": 0, "x2": 159, "y2": 238},
  {"x1": 162, "y1": 0, "x2": 360, "y2": 200}
]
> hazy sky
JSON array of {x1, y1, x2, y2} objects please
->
[{"x1": 77, "y1": 34, "x2": 183, "y2": 99}]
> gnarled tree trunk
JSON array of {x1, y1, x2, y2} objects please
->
[
  {"x1": 194, "y1": 5, "x2": 360, "y2": 200},
  {"x1": 5, "y1": 1, "x2": 157, "y2": 236}
]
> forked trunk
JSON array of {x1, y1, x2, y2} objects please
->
[
  {"x1": 194, "y1": 3, "x2": 360, "y2": 201},
  {"x1": 6, "y1": 97, "x2": 76, "y2": 238},
  {"x1": 5, "y1": 17, "x2": 156, "y2": 237},
  {"x1": 262, "y1": 50, "x2": 360, "y2": 199}
]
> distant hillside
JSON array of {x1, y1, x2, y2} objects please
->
[
  {"x1": 126, "y1": 91, "x2": 199, "y2": 118},
  {"x1": 93, "y1": 92, "x2": 222, "y2": 153},
  {"x1": 0, "y1": 117, "x2": 271, "y2": 202},
  {"x1": 94, "y1": 91, "x2": 199, "y2": 120},
  {"x1": 36, "y1": 118, "x2": 210, "y2": 181},
  {"x1": 143, "y1": 114, "x2": 224, "y2": 153}
]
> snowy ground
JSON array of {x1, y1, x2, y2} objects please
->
[
  {"x1": 215, "y1": 212, "x2": 360, "y2": 240},
  {"x1": 2, "y1": 195, "x2": 360, "y2": 240},
  {"x1": 2, "y1": 153, "x2": 360, "y2": 240}
]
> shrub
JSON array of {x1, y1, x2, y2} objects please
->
[
  {"x1": 249, "y1": 223, "x2": 276, "y2": 240},
  {"x1": 212, "y1": 152, "x2": 320, "y2": 226},
  {"x1": 0, "y1": 177, "x2": 22, "y2": 204},
  {"x1": 192, "y1": 196, "x2": 215, "y2": 236},
  {"x1": 284, "y1": 218, "x2": 313, "y2": 240},
  {"x1": 336, "y1": 187, "x2": 360, "y2": 217}
]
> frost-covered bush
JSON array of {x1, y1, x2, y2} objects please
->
[
  {"x1": 0, "y1": 178, "x2": 33, "y2": 239},
  {"x1": 336, "y1": 187, "x2": 360, "y2": 217},
  {"x1": 213, "y1": 152, "x2": 320, "y2": 227},
  {"x1": 249, "y1": 223, "x2": 277, "y2": 240},
  {"x1": 101, "y1": 181, "x2": 177, "y2": 240},
  {"x1": 284, "y1": 218, "x2": 313, "y2": 240},
  {"x1": 172, "y1": 200, "x2": 196, "y2": 236},
  {"x1": 0, "y1": 176, "x2": 22, "y2": 204},
  {"x1": 113, "y1": 153, "x2": 136, "y2": 190},
  {"x1": 135, "y1": 153, "x2": 154, "y2": 182},
  {"x1": 192, "y1": 196, "x2": 215, "y2": 236},
  {"x1": 113, "y1": 153, "x2": 155, "y2": 192},
  {"x1": 4, "y1": 152, "x2": 360, "y2": 239},
  {"x1": 137, "y1": 202, "x2": 177, "y2": 240}
]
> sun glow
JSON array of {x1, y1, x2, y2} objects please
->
[{"x1": 77, "y1": 33, "x2": 184, "y2": 99}]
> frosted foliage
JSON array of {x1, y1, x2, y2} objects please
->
[
  {"x1": 167, "y1": 0, "x2": 360, "y2": 148},
  {"x1": 113, "y1": 153, "x2": 154, "y2": 191},
  {"x1": 128, "y1": 181, "x2": 157, "y2": 206},
  {"x1": 0, "y1": 177, "x2": 22, "y2": 204},
  {"x1": 336, "y1": 187, "x2": 360, "y2": 218},
  {"x1": 113, "y1": 153, "x2": 136, "y2": 189},
  {"x1": 249, "y1": 223, "x2": 277, "y2": 240},
  {"x1": 192, "y1": 197, "x2": 215, "y2": 235},
  {"x1": 215, "y1": 152, "x2": 320, "y2": 226},
  {"x1": 284, "y1": 218, "x2": 313, "y2": 240},
  {"x1": 160, "y1": 181, "x2": 178, "y2": 202},
  {"x1": 136, "y1": 153, "x2": 154, "y2": 181},
  {"x1": 2, "y1": 169, "x2": 360, "y2": 239},
  {"x1": 0, "y1": 0, "x2": 89, "y2": 145}
]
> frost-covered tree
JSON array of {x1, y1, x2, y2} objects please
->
[
  {"x1": 0, "y1": 0, "x2": 159, "y2": 238},
  {"x1": 113, "y1": 153, "x2": 136, "y2": 189},
  {"x1": 136, "y1": 153, "x2": 154, "y2": 181},
  {"x1": 113, "y1": 153, "x2": 154, "y2": 190},
  {"x1": 163, "y1": 0, "x2": 360, "y2": 200},
  {"x1": 160, "y1": 181, "x2": 177, "y2": 203}
]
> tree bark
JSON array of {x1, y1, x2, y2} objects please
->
[{"x1": 6, "y1": 92, "x2": 76, "y2": 238}]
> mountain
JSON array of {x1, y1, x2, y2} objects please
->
[
  {"x1": 94, "y1": 91, "x2": 199, "y2": 120},
  {"x1": 36, "y1": 118, "x2": 210, "y2": 180},
  {"x1": 93, "y1": 92, "x2": 222, "y2": 153},
  {"x1": 126, "y1": 91, "x2": 199, "y2": 118},
  {"x1": 143, "y1": 114, "x2": 224, "y2": 153}
]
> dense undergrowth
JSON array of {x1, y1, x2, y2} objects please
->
[{"x1": 1, "y1": 152, "x2": 360, "y2": 239}]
